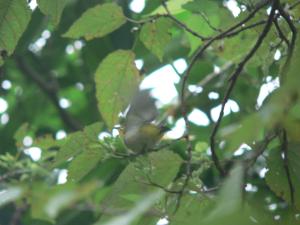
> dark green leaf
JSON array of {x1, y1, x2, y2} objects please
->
[{"x1": 0, "y1": 0, "x2": 31, "y2": 65}]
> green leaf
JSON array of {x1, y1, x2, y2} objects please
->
[
  {"x1": 172, "y1": 164, "x2": 244, "y2": 225},
  {"x1": 0, "y1": 187, "x2": 23, "y2": 207},
  {"x1": 205, "y1": 164, "x2": 244, "y2": 220},
  {"x1": 170, "y1": 194, "x2": 212, "y2": 225},
  {"x1": 34, "y1": 134, "x2": 59, "y2": 150},
  {"x1": 53, "y1": 131, "x2": 85, "y2": 167},
  {"x1": 95, "y1": 50, "x2": 140, "y2": 130},
  {"x1": 266, "y1": 145, "x2": 300, "y2": 210},
  {"x1": 37, "y1": 0, "x2": 68, "y2": 26},
  {"x1": 96, "y1": 191, "x2": 164, "y2": 225},
  {"x1": 98, "y1": 150, "x2": 181, "y2": 223},
  {"x1": 53, "y1": 122, "x2": 103, "y2": 167},
  {"x1": 151, "y1": 0, "x2": 193, "y2": 15},
  {"x1": 213, "y1": 29, "x2": 257, "y2": 63},
  {"x1": 0, "y1": 0, "x2": 31, "y2": 65},
  {"x1": 68, "y1": 145, "x2": 104, "y2": 182},
  {"x1": 63, "y1": 3, "x2": 126, "y2": 40},
  {"x1": 182, "y1": 0, "x2": 218, "y2": 15},
  {"x1": 31, "y1": 182, "x2": 98, "y2": 221},
  {"x1": 220, "y1": 113, "x2": 263, "y2": 152},
  {"x1": 140, "y1": 18, "x2": 172, "y2": 61}
]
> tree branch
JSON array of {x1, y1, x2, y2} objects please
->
[
  {"x1": 244, "y1": 132, "x2": 277, "y2": 169},
  {"x1": 223, "y1": 20, "x2": 267, "y2": 38},
  {"x1": 281, "y1": 129, "x2": 295, "y2": 206},
  {"x1": 10, "y1": 200, "x2": 28, "y2": 225},
  {"x1": 162, "y1": 1, "x2": 208, "y2": 41},
  {"x1": 209, "y1": 0, "x2": 277, "y2": 176},
  {"x1": 15, "y1": 56, "x2": 82, "y2": 131},
  {"x1": 0, "y1": 169, "x2": 30, "y2": 183},
  {"x1": 277, "y1": 3, "x2": 298, "y2": 78},
  {"x1": 273, "y1": 18, "x2": 290, "y2": 47}
]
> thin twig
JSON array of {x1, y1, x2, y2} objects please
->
[
  {"x1": 162, "y1": 1, "x2": 209, "y2": 41},
  {"x1": 244, "y1": 132, "x2": 277, "y2": 169},
  {"x1": 15, "y1": 56, "x2": 82, "y2": 131},
  {"x1": 273, "y1": 18, "x2": 290, "y2": 47},
  {"x1": 141, "y1": 175, "x2": 180, "y2": 194},
  {"x1": 197, "y1": 62, "x2": 233, "y2": 87},
  {"x1": 223, "y1": 20, "x2": 267, "y2": 39},
  {"x1": 10, "y1": 200, "x2": 28, "y2": 225},
  {"x1": 281, "y1": 129, "x2": 295, "y2": 206},
  {"x1": 125, "y1": 15, "x2": 160, "y2": 25},
  {"x1": 0, "y1": 169, "x2": 30, "y2": 183},
  {"x1": 277, "y1": 4, "x2": 298, "y2": 78},
  {"x1": 199, "y1": 12, "x2": 222, "y2": 32}
]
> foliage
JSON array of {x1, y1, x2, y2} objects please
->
[{"x1": 1, "y1": 0, "x2": 300, "y2": 224}]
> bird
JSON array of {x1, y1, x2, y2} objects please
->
[{"x1": 123, "y1": 89, "x2": 169, "y2": 153}]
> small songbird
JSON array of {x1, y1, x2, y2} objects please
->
[{"x1": 123, "y1": 90, "x2": 169, "y2": 153}]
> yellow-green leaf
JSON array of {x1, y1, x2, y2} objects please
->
[
  {"x1": 68, "y1": 146, "x2": 104, "y2": 182},
  {"x1": 37, "y1": 0, "x2": 68, "y2": 26},
  {"x1": 0, "y1": 0, "x2": 31, "y2": 65},
  {"x1": 95, "y1": 50, "x2": 140, "y2": 130},
  {"x1": 140, "y1": 18, "x2": 172, "y2": 61},
  {"x1": 63, "y1": 3, "x2": 126, "y2": 40},
  {"x1": 151, "y1": 0, "x2": 193, "y2": 15},
  {"x1": 266, "y1": 145, "x2": 300, "y2": 210},
  {"x1": 53, "y1": 122, "x2": 103, "y2": 167},
  {"x1": 98, "y1": 150, "x2": 182, "y2": 223}
]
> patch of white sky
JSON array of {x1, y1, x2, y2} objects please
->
[
  {"x1": 129, "y1": 0, "x2": 146, "y2": 13},
  {"x1": 224, "y1": 0, "x2": 241, "y2": 17},
  {"x1": 57, "y1": 169, "x2": 68, "y2": 184},
  {"x1": 56, "y1": 130, "x2": 67, "y2": 140},
  {"x1": 28, "y1": 0, "x2": 38, "y2": 11},
  {"x1": 59, "y1": 98, "x2": 72, "y2": 109},
  {"x1": 21, "y1": 129, "x2": 68, "y2": 162},
  {"x1": 29, "y1": 30, "x2": 51, "y2": 53},
  {"x1": 0, "y1": 98, "x2": 8, "y2": 113},
  {"x1": 157, "y1": 217, "x2": 169, "y2": 225},
  {"x1": 256, "y1": 76, "x2": 280, "y2": 108}
]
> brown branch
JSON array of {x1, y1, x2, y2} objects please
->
[
  {"x1": 10, "y1": 200, "x2": 28, "y2": 225},
  {"x1": 210, "y1": 0, "x2": 277, "y2": 177},
  {"x1": 281, "y1": 129, "x2": 295, "y2": 206},
  {"x1": 277, "y1": 4, "x2": 298, "y2": 78},
  {"x1": 15, "y1": 56, "x2": 82, "y2": 131},
  {"x1": 273, "y1": 18, "x2": 290, "y2": 47},
  {"x1": 198, "y1": 62, "x2": 234, "y2": 87},
  {"x1": 244, "y1": 132, "x2": 277, "y2": 169},
  {"x1": 223, "y1": 20, "x2": 267, "y2": 38},
  {"x1": 199, "y1": 12, "x2": 222, "y2": 33},
  {"x1": 140, "y1": 175, "x2": 180, "y2": 194},
  {"x1": 127, "y1": 6, "x2": 209, "y2": 41}
]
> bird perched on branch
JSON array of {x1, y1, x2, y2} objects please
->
[{"x1": 123, "y1": 90, "x2": 169, "y2": 153}]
